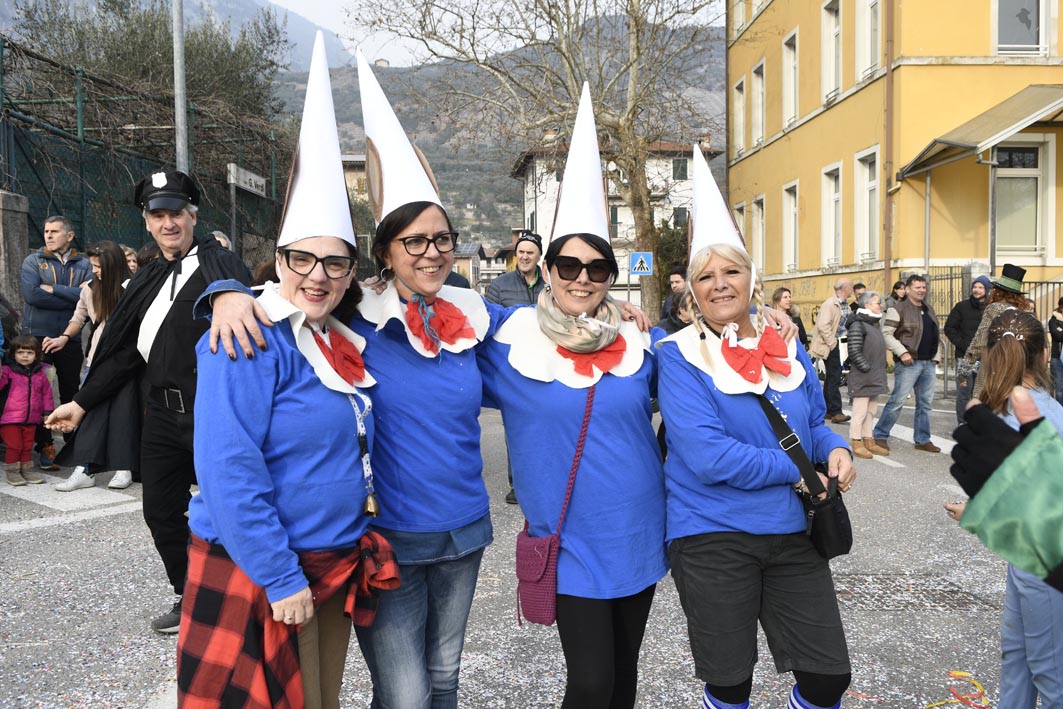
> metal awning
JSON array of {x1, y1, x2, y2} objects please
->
[{"x1": 897, "y1": 84, "x2": 1063, "y2": 180}]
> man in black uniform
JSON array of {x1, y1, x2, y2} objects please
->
[{"x1": 46, "y1": 171, "x2": 251, "y2": 633}]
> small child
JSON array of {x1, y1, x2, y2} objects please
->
[{"x1": 1, "y1": 336, "x2": 56, "y2": 485}]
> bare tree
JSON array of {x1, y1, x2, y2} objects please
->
[{"x1": 347, "y1": 0, "x2": 722, "y2": 314}]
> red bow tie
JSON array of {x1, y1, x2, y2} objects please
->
[
  {"x1": 719, "y1": 326, "x2": 791, "y2": 383},
  {"x1": 313, "y1": 330, "x2": 366, "y2": 385},
  {"x1": 404, "y1": 297, "x2": 475, "y2": 354},
  {"x1": 557, "y1": 334, "x2": 627, "y2": 377}
]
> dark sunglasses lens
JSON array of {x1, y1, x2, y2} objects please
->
[
  {"x1": 586, "y1": 261, "x2": 613, "y2": 283},
  {"x1": 554, "y1": 257, "x2": 581, "y2": 280}
]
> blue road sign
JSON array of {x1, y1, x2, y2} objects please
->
[{"x1": 629, "y1": 251, "x2": 654, "y2": 276}]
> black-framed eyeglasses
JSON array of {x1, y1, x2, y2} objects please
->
[
  {"x1": 277, "y1": 248, "x2": 356, "y2": 279},
  {"x1": 397, "y1": 231, "x2": 459, "y2": 256},
  {"x1": 553, "y1": 255, "x2": 614, "y2": 283}
]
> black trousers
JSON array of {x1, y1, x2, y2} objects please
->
[
  {"x1": 140, "y1": 402, "x2": 197, "y2": 595},
  {"x1": 823, "y1": 347, "x2": 843, "y2": 416},
  {"x1": 556, "y1": 584, "x2": 657, "y2": 709},
  {"x1": 44, "y1": 343, "x2": 84, "y2": 405}
]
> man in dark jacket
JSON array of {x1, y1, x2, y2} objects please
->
[
  {"x1": 45, "y1": 170, "x2": 251, "y2": 634},
  {"x1": 944, "y1": 274, "x2": 991, "y2": 422},
  {"x1": 20, "y1": 216, "x2": 93, "y2": 467},
  {"x1": 484, "y1": 230, "x2": 545, "y2": 504},
  {"x1": 485, "y1": 230, "x2": 545, "y2": 307}
]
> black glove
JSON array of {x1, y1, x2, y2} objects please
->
[{"x1": 949, "y1": 403, "x2": 1044, "y2": 498}]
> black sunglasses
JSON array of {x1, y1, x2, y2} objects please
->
[
  {"x1": 553, "y1": 255, "x2": 614, "y2": 283},
  {"x1": 277, "y1": 248, "x2": 356, "y2": 279},
  {"x1": 397, "y1": 231, "x2": 459, "y2": 256}
]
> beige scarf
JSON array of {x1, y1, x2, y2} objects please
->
[{"x1": 535, "y1": 287, "x2": 622, "y2": 353}]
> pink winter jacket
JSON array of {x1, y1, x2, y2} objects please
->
[{"x1": 0, "y1": 364, "x2": 55, "y2": 425}]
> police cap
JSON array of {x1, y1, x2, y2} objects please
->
[{"x1": 134, "y1": 170, "x2": 200, "y2": 212}]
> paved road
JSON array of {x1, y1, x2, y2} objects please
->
[{"x1": 0, "y1": 384, "x2": 1009, "y2": 708}]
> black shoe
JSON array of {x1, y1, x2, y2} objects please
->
[
  {"x1": 505, "y1": 487, "x2": 518, "y2": 505},
  {"x1": 151, "y1": 598, "x2": 183, "y2": 634}
]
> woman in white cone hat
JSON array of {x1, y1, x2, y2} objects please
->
[
  {"x1": 655, "y1": 146, "x2": 856, "y2": 709},
  {"x1": 177, "y1": 33, "x2": 396, "y2": 709},
  {"x1": 479, "y1": 83, "x2": 666, "y2": 708}
]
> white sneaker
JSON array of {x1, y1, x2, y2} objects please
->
[
  {"x1": 54, "y1": 467, "x2": 94, "y2": 492},
  {"x1": 108, "y1": 470, "x2": 133, "y2": 489}
]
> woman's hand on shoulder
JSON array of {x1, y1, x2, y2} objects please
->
[
  {"x1": 270, "y1": 586, "x2": 314, "y2": 627},
  {"x1": 210, "y1": 292, "x2": 271, "y2": 360},
  {"x1": 763, "y1": 307, "x2": 798, "y2": 342}
]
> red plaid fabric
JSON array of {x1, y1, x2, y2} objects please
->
[{"x1": 177, "y1": 532, "x2": 399, "y2": 708}]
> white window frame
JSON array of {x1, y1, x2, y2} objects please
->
[
  {"x1": 733, "y1": 0, "x2": 746, "y2": 36},
  {"x1": 733, "y1": 202, "x2": 746, "y2": 244},
  {"x1": 752, "y1": 62, "x2": 765, "y2": 146},
  {"x1": 821, "y1": 0, "x2": 841, "y2": 102},
  {"x1": 782, "y1": 31, "x2": 799, "y2": 127},
  {"x1": 993, "y1": 135, "x2": 1056, "y2": 256},
  {"x1": 821, "y1": 163, "x2": 843, "y2": 267},
  {"x1": 854, "y1": 146, "x2": 879, "y2": 262},
  {"x1": 733, "y1": 78, "x2": 746, "y2": 157},
  {"x1": 782, "y1": 180, "x2": 800, "y2": 272},
  {"x1": 992, "y1": 0, "x2": 1053, "y2": 56},
  {"x1": 855, "y1": 0, "x2": 880, "y2": 79},
  {"x1": 752, "y1": 195, "x2": 766, "y2": 271}
]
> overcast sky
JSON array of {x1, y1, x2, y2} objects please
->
[{"x1": 268, "y1": 0, "x2": 420, "y2": 66}]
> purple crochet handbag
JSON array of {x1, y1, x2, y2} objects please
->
[{"x1": 515, "y1": 385, "x2": 595, "y2": 626}]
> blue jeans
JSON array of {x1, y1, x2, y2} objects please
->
[
  {"x1": 999, "y1": 564, "x2": 1063, "y2": 708},
  {"x1": 1051, "y1": 358, "x2": 1063, "y2": 407},
  {"x1": 873, "y1": 359, "x2": 936, "y2": 444},
  {"x1": 354, "y1": 548, "x2": 484, "y2": 709}
]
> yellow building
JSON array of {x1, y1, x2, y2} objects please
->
[{"x1": 727, "y1": 0, "x2": 1063, "y2": 312}]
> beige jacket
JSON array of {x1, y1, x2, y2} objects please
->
[{"x1": 809, "y1": 295, "x2": 843, "y2": 359}]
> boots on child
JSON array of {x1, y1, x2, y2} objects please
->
[
  {"x1": 20, "y1": 461, "x2": 45, "y2": 484},
  {"x1": 5, "y1": 462, "x2": 26, "y2": 486}
]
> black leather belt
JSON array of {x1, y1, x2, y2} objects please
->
[{"x1": 149, "y1": 387, "x2": 188, "y2": 414}]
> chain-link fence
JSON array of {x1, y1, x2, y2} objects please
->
[{"x1": 1, "y1": 35, "x2": 284, "y2": 264}]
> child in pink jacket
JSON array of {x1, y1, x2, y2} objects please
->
[{"x1": 1, "y1": 335, "x2": 55, "y2": 485}]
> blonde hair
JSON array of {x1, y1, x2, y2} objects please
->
[
  {"x1": 980, "y1": 309, "x2": 1050, "y2": 415},
  {"x1": 687, "y1": 244, "x2": 764, "y2": 361}
]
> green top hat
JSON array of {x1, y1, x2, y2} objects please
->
[{"x1": 993, "y1": 263, "x2": 1027, "y2": 294}]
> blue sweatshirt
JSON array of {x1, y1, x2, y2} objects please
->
[
  {"x1": 189, "y1": 321, "x2": 374, "y2": 602},
  {"x1": 657, "y1": 337, "x2": 848, "y2": 542},
  {"x1": 479, "y1": 319, "x2": 668, "y2": 598}
]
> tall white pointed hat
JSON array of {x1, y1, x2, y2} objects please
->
[
  {"x1": 357, "y1": 48, "x2": 442, "y2": 224},
  {"x1": 689, "y1": 143, "x2": 756, "y2": 297},
  {"x1": 548, "y1": 82, "x2": 610, "y2": 249},
  {"x1": 277, "y1": 31, "x2": 356, "y2": 248}
]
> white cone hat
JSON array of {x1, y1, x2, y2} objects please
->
[
  {"x1": 689, "y1": 143, "x2": 746, "y2": 259},
  {"x1": 547, "y1": 83, "x2": 610, "y2": 249},
  {"x1": 357, "y1": 49, "x2": 442, "y2": 224},
  {"x1": 277, "y1": 31, "x2": 356, "y2": 248}
]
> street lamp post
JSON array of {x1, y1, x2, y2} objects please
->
[{"x1": 172, "y1": 0, "x2": 188, "y2": 172}]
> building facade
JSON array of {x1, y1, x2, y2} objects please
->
[{"x1": 727, "y1": 0, "x2": 1063, "y2": 313}]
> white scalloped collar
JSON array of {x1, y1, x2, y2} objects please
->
[
  {"x1": 357, "y1": 281, "x2": 489, "y2": 357},
  {"x1": 257, "y1": 284, "x2": 376, "y2": 391},
  {"x1": 493, "y1": 307, "x2": 650, "y2": 388},
  {"x1": 660, "y1": 321, "x2": 805, "y2": 394}
]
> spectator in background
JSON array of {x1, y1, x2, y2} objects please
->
[
  {"x1": 845, "y1": 291, "x2": 890, "y2": 458},
  {"x1": 137, "y1": 241, "x2": 161, "y2": 269},
  {"x1": 122, "y1": 245, "x2": 139, "y2": 275},
  {"x1": 885, "y1": 280, "x2": 906, "y2": 312},
  {"x1": 658, "y1": 290, "x2": 694, "y2": 335},
  {"x1": 873, "y1": 274, "x2": 942, "y2": 453},
  {"x1": 809, "y1": 278, "x2": 853, "y2": 424},
  {"x1": 20, "y1": 215, "x2": 93, "y2": 469},
  {"x1": 849, "y1": 283, "x2": 866, "y2": 314},
  {"x1": 444, "y1": 270, "x2": 472, "y2": 288},
  {"x1": 210, "y1": 231, "x2": 231, "y2": 250},
  {"x1": 1049, "y1": 297, "x2": 1063, "y2": 406},
  {"x1": 959, "y1": 265, "x2": 1034, "y2": 400},
  {"x1": 772, "y1": 286, "x2": 808, "y2": 348},
  {"x1": 659, "y1": 265, "x2": 687, "y2": 322},
  {"x1": 944, "y1": 275, "x2": 992, "y2": 422}
]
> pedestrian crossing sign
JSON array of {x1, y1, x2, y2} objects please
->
[{"x1": 630, "y1": 252, "x2": 653, "y2": 276}]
